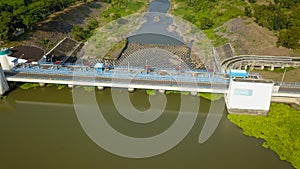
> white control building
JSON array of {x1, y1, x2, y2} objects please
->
[{"x1": 225, "y1": 78, "x2": 274, "y2": 115}]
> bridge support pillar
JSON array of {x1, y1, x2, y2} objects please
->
[
  {"x1": 68, "y1": 84, "x2": 73, "y2": 88},
  {"x1": 244, "y1": 65, "x2": 248, "y2": 70},
  {"x1": 261, "y1": 65, "x2": 264, "y2": 70},
  {"x1": 128, "y1": 88, "x2": 135, "y2": 93},
  {"x1": 97, "y1": 86, "x2": 104, "y2": 90},
  {"x1": 0, "y1": 67, "x2": 9, "y2": 95},
  {"x1": 191, "y1": 91, "x2": 198, "y2": 96},
  {"x1": 270, "y1": 65, "x2": 274, "y2": 71},
  {"x1": 39, "y1": 83, "x2": 45, "y2": 87},
  {"x1": 158, "y1": 89, "x2": 165, "y2": 94}
]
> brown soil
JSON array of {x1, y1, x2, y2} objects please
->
[
  {"x1": 9, "y1": 46, "x2": 45, "y2": 61},
  {"x1": 218, "y1": 17, "x2": 291, "y2": 56}
]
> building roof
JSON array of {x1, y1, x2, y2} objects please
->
[{"x1": 230, "y1": 69, "x2": 247, "y2": 74}]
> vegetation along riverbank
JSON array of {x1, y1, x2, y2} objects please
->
[{"x1": 228, "y1": 103, "x2": 300, "y2": 169}]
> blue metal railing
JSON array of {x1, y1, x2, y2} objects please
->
[{"x1": 12, "y1": 64, "x2": 229, "y2": 84}]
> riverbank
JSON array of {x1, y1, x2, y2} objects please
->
[{"x1": 228, "y1": 103, "x2": 300, "y2": 169}]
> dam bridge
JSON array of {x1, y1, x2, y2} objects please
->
[
  {"x1": 1, "y1": 56, "x2": 300, "y2": 116},
  {"x1": 3, "y1": 63, "x2": 229, "y2": 93},
  {"x1": 1, "y1": 43, "x2": 300, "y2": 115},
  {"x1": 1, "y1": 62, "x2": 300, "y2": 94}
]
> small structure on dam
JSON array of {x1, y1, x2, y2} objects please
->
[{"x1": 225, "y1": 77, "x2": 274, "y2": 116}]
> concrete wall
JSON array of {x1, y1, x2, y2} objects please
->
[
  {"x1": 271, "y1": 96, "x2": 300, "y2": 105},
  {"x1": 0, "y1": 67, "x2": 9, "y2": 95},
  {"x1": 0, "y1": 55, "x2": 11, "y2": 70},
  {"x1": 227, "y1": 79, "x2": 274, "y2": 111}
]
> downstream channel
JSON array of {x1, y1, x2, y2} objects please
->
[
  {"x1": 0, "y1": 87, "x2": 293, "y2": 169},
  {"x1": 0, "y1": 0, "x2": 294, "y2": 169}
]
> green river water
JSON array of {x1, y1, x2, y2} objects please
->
[{"x1": 0, "y1": 87, "x2": 294, "y2": 169}]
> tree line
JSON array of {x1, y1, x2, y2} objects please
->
[
  {"x1": 0, "y1": 0, "x2": 85, "y2": 42},
  {"x1": 249, "y1": 0, "x2": 300, "y2": 49}
]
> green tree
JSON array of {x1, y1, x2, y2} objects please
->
[
  {"x1": 40, "y1": 38, "x2": 52, "y2": 50},
  {"x1": 199, "y1": 17, "x2": 214, "y2": 30},
  {"x1": 253, "y1": 4, "x2": 286, "y2": 30},
  {"x1": 277, "y1": 27, "x2": 300, "y2": 49},
  {"x1": 0, "y1": 11, "x2": 14, "y2": 41},
  {"x1": 22, "y1": 12, "x2": 38, "y2": 30},
  {"x1": 86, "y1": 19, "x2": 99, "y2": 31},
  {"x1": 24, "y1": 0, "x2": 32, "y2": 6},
  {"x1": 248, "y1": 0, "x2": 257, "y2": 3},
  {"x1": 71, "y1": 25, "x2": 86, "y2": 41},
  {"x1": 244, "y1": 6, "x2": 252, "y2": 17}
]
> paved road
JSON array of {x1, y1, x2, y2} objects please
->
[{"x1": 5, "y1": 71, "x2": 228, "y2": 89}]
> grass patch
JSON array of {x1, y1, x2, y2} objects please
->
[
  {"x1": 273, "y1": 67, "x2": 295, "y2": 73},
  {"x1": 146, "y1": 89, "x2": 156, "y2": 95},
  {"x1": 19, "y1": 83, "x2": 40, "y2": 90},
  {"x1": 203, "y1": 29, "x2": 229, "y2": 46},
  {"x1": 198, "y1": 92, "x2": 223, "y2": 101},
  {"x1": 46, "y1": 83, "x2": 54, "y2": 87},
  {"x1": 83, "y1": 86, "x2": 95, "y2": 92},
  {"x1": 165, "y1": 90, "x2": 189, "y2": 95},
  {"x1": 104, "y1": 39, "x2": 127, "y2": 60},
  {"x1": 258, "y1": 67, "x2": 296, "y2": 73},
  {"x1": 0, "y1": 0, "x2": 23, "y2": 5},
  {"x1": 100, "y1": 0, "x2": 147, "y2": 24},
  {"x1": 56, "y1": 84, "x2": 67, "y2": 90},
  {"x1": 170, "y1": 0, "x2": 247, "y2": 46},
  {"x1": 253, "y1": 67, "x2": 295, "y2": 73},
  {"x1": 228, "y1": 103, "x2": 300, "y2": 169},
  {"x1": 0, "y1": 95, "x2": 8, "y2": 100}
]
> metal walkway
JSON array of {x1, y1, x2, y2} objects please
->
[{"x1": 4, "y1": 63, "x2": 300, "y2": 96}]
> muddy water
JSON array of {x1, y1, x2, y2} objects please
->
[
  {"x1": 0, "y1": 0, "x2": 294, "y2": 168},
  {"x1": 0, "y1": 87, "x2": 293, "y2": 169}
]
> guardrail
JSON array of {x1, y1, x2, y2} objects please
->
[
  {"x1": 277, "y1": 82, "x2": 300, "y2": 88},
  {"x1": 221, "y1": 55, "x2": 300, "y2": 71},
  {"x1": 11, "y1": 65, "x2": 229, "y2": 84}
]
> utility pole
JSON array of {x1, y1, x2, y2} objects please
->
[{"x1": 280, "y1": 68, "x2": 287, "y2": 86}]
